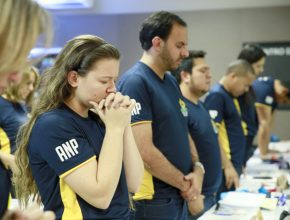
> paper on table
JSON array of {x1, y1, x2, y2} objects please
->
[
  {"x1": 260, "y1": 198, "x2": 278, "y2": 210},
  {"x1": 219, "y1": 192, "x2": 266, "y2": 208},
  {"x1": 245, "y1": 163, "x2": 279, "y2": 174},
  {"x1": 269, "y1": 141, "x2": 290, "y2": 153}
]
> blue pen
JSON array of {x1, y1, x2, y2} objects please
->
[{"x1": 277, "y1": 194, "x2": 287, "y2": 206}]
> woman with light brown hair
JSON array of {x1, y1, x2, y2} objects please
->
[
  {"x1": 0, "y1": 66, "x2": 39, "y2": 218},
  {"x1": 3, "y1": 66, "x2": 40, "y2": 109},
  {"x1": 1, "y1": 66, "x2": 40, "y2": 155},
  {"x1": 14, "y1": 35, "x2": 143, "y2": 220}
]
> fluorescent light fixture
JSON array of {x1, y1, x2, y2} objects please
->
[
  {"x1": 29, "y1": 47, "x2": 62, "y2": 59},
  {"x1": 36, "y1": 0, "x2": 93, "y2": 10}
]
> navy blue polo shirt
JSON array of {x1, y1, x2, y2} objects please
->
[
  {"x1": 0, "y1": 97, "x2": 28, "y2": 216},
  {"x1": 184, "y1": 98, "x2": 222, "y2": 196},
  {"x1": 117, "y1": 62, "x2": 192, "y2": 200},
  {"x1": 252, "y1": 76, "x2": 277, "y2": 110},
  {"x1": 28, "y1": 104, "x2": 129, "y2": 219},
  {"x1": 204, "y1": 83, "x2": 246, "y2": 170},
  {"x1": 0, "y1": 96, "x2": 28, "y2": 154}
]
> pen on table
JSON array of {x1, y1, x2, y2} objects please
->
[{"x1": 215, "y1": 202, "x2": 220, "y2": 211}]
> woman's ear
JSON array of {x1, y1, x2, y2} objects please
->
[{"x1": 67, "y1": 71, "x2": 78, "y2": 88}]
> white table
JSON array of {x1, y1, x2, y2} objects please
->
[{"x1": 198, "y1": 150, "x2": 290, "y2": 220}]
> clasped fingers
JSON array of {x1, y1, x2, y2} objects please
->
[{"x1": 103, "y1": 92, "x2": 135, "y2": 110}]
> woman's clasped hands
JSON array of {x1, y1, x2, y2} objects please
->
[{"x1": 89, "y1": 92, "x2": 136, "y2": 129}]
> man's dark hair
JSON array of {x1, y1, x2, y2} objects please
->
[
  {"x1": 238, "y1": 44, "x2": 266, "y2": 64},
  {"x1": 171, "y1": 50, "x2": 206, "y2": 84},
  {"x1": 139, "y1": 11, "x2": 187, "y2": 51}
]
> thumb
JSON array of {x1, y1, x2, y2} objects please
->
[{"x1": 89, "y1": 101, "x2": 104, "y2": 118}]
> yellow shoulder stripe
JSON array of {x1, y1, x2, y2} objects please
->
[
  {"x1": 255, "y1": 103, "x2": 271, "y2": 108},
  {"x1": 131, "y1": 121, "x2": 152, "y2": 126},
  {"x1": 59, "y1": 156, "x2": 96, "y2": 178}
]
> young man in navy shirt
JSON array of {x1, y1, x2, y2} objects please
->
[
  {"x1": 204, "y1": 60, "x2": 255, "y2": 193},
  {"x1": 118, "y1": 11, "x2": 204, "y2": 220},
  {"x1": 172, "y1": 50, "x2": 222, "y2": 219}
]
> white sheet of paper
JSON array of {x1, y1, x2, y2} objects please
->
[{"x1": 219, "y1": 192, "x2": 266, "y2": 208}]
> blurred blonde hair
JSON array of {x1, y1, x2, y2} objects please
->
[
  {"x1": 3, "y1": 66, "x2": 40, "y2": 108},
  {"x1": 0, "y1": 0, "x2": 52, "y2": 74}
]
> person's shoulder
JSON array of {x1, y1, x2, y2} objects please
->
[
  {"x1": 118, "y1": 63, "x2": 153, "y2": 92},
  {"x1": 208, "y1": 84, "x2": 226, "y2": 97},
  {"x1": 121, "y1": 62, "x2": 148, "y2": 77},
  {"x1": 209, "y1": 83, "x2": 220, "y2": 92},
  {"x1": 253, "y1": 76, "x2": 274, "y2": 91},
  {"x1": 205, "y1": 89, "x2": 226, "y2": 109},
  {"x1": 119, "y1": 62, "x2": 146, "y2": 82},
  {"x1": 0, "y1": 98, "x2": 18, "y2": 120},
  {"x1": 254, "y1": 76, "x2": 273, "y2": 84},
  {"x1": 35, "y1": 108, "x2": 71, "y2": 129},
  {"x1": 0, "y1": 96, "x2": 12, "y2": 107}
]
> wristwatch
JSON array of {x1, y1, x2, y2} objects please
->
[{"x1": 194, "y1": 161, "x2": 205, "y2": 174}]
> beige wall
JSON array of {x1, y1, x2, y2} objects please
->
[
  {"x1": 54, "y1": 6, "x2": 290, "y2": 139},
  {"x1": 114, "y1": 7, "x2": 290, "y2": 140}
]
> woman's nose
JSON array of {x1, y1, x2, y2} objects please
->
[{"x1": 106, "y1": 81, "x2": 116, "y2": 93}]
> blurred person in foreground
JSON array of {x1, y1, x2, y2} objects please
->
[{"x1": 0, "y1": 0, "x2": 54, "y2": 219}]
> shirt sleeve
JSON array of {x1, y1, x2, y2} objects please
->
[
  {"x1": 204, "y1": 93, "x2": 225, "y2": 124},
  {"x1": 29, "y1": 115, "x2": 95, "y2": 176},
  {"x1": 118, "y1": 74, "x2": 153, "y2": 123},
  {"x1": 252, "y1": 80, "x2": 275, "y2": 107}
]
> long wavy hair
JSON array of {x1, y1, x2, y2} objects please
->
[{"x1": 14, "y1": 35, "x2": 120, "y2": 207}]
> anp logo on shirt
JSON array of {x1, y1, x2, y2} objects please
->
[
  {"x1": 55, "y1": 138, "x2": 79, "y2": 162},
  {"x1": 131, "y1": 102, "x2": 142, "y2": 116}
]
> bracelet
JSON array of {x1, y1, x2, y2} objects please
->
[{"x1": 194, "y1": 161, "x2": 205, "y2": 174}]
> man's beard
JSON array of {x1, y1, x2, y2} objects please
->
[{"x1": 160, "y1": 46, "x2": 179, "y2": 71}]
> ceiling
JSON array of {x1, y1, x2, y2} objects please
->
[{"x1": 37, "y1": 0, "x2": 290, "y2": 15}]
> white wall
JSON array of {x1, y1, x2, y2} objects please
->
[{"x1": 114, "y1": 7, "x2": 290, "y2": 139}]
